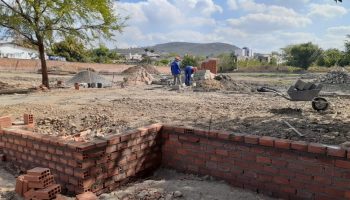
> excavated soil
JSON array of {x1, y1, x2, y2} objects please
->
[{"x1": 0, "y1": 72, "x2": 350, "y2": 145}]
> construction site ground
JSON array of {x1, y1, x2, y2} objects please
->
[{"x1": 1, "y1": 70, "x2": 350, "y2": 199}]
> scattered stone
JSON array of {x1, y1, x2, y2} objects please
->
[
  {"x1": 173, "y1": 191, "x2": 183, "y2": 198},
  {"x1": 319, "y1": 68, "x2": 350, "y2": 84}
]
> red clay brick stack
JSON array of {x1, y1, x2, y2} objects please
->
[
  {"x1": 15, "y1": 167, "x2": 61, "y2": 200},
  {"x1": 200, "y1": 59, "x2": 217, "y2": 74}
]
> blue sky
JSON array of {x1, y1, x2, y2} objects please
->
[{"x1": 114, "y1": 0, "x2": 350, "y2": 53}]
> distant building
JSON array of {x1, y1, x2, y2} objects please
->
[
  {"x1": 0, "y1": 43, "x2": 47, "y2": 60},
  {"x1": 126, "y1": 53, "x2": 142, "y2": 61},
  {"x1": 48, "y1": 56, "x2": 66, "y2": 61},
  {"x1": 242, "y1": 47, "x2": 253, "y2": 57},
  {"x1": 254, "y1": 53, "x2": 271, "y2": 63},
  {"x1": 144, "y1": 52, "x2": 160, "y2": 60}
]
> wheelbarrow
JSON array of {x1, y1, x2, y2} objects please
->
[{"x1": 257, "y1": 80, "x2": 329, "y2": 111}]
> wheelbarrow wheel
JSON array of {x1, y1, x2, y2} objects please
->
[{"x1": 312, "y1": 97, "x2": 329, "y2": 111}]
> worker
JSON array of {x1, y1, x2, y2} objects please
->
[
  {"x1": 184, "y1": 66, "x2": 197, "y2": 86},
  {"x1": 170, "y1": 56, "x2": 182, "y2": 85}
]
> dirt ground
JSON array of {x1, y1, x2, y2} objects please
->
[
  {"x1": 0, "y1": 70, "x2": 349, "y2": 199},
  {"x1": 0, "y1": 71, "x2": 350, "y2": 145},
  {"x1": 0, "y1": 163, "x2": 275, "y2": 200}
]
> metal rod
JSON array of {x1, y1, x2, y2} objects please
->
[{"x1": 283, "y1": 120, "x2": 304, "y2": 137}]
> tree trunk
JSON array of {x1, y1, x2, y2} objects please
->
[{"x1": 38, "y1": 42, "x2": 49, "y2": 88}]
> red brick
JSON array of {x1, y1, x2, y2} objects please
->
[
  {"x1": 75, "y1": 191, "x2": 98, "y2": 200},
  {"x1": 327, "y1": 147, "x2": 346, "y2": 158},
  {"x1": 291, "y1": 141, "x2": 308, "y2": 151},
  {"x1": 256, "y1": 156, "x2": 271, "y2": 164},
  {"x1": 230, "y1": 133, "x2": 244, "y2": 142},
  {"x1": 308, "y1": 143, "x2": 327, "y2": 154},
  {"x1": 335, "y1": 160, "x2": 350, "y2": 169},
  {"x1": 179, "y1": 135, "x2": 200, "y2": 143},
  {"x1": 273, "y1": 176, "x2": 290, "y2": 185},
  {"x1": 259, "y1": 136, "x2": 275, "y2": 147},
  {"x1": 106, "y1": 135, "x2": 121, "y2": 145},
  {"x1": 217, "y1": 131, "x2": 231, "y2": 140},
  {"x1": 216, "y1": 149, "x2": 229, "y2": 156},
  {"x1": 244, "y1": 135, "x2": 259, "y2": 144},
  {"x1": 0, "y1": 116, "x2": 12, "y2": 129},
  {"x1": 275, "y1": 139, "x2": 291, "y2": 149}
]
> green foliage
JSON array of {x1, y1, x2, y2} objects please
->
[
  {"x1": 90, "y1": 45, "x2": 121, "y2": 63},
  {"x1": 51, "y1": 36, "x2": 88, "y2": 62},
  {"x1": 180, "y1": 55, "x2": 198, "y2": 68},
  {"x1": 0, "y1": 0, "x2": 124, "y2": 87},
  {"x1": 217, "y1": 53, "x2": 237, "y2": 72},
  {"x1": 282, "y1": 42, "x2": 322, "y2": 69},
  {"x1": 155, "y1": 59, "x2": 170, "y2": 66},
  {"x1": 317, "y1": 48, "x2": 343, "y2": 67}
]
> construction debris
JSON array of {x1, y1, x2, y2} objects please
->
[
  {"x1": 15, "y1": 167, "x2": 61, "y2": 200},
  {"x1": 65, "y1": 70, "x2": 111, "y2": 87},
  {"x1": 122, "y1": 65, "x2": 160, "y2": 75},
  {"x1": 75, "y1": 191, "x2": 98, "y2": 200},
  {"x1": 123, "y1": 67, "x2": 154, "y2": 86},
  {"x1": 193, "y1": 70, "x2": 215, "y2": 81},
  {"x1": 319, "y1": 68, "x2": 350, "y2": 84}
]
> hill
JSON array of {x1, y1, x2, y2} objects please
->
[{"x1": 116, "y1": 42, "x2": 240, "y2": 56}]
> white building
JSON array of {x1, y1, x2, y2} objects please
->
[
  {"x1": 242, "y1": 47, "x2": 253, "y2": 57},
  {"x1": 126, "y1": 53, "x2": 142, "y2": 61},
  {"x1": 0, "y1": 43, "x2": 44, "y2": 59}
]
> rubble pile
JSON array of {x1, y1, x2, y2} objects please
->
[
  {"x1": 193, "y1": 70, "x2": 215, "y2": 81},
  {"x1": 35, "y1": 114, "x2": 127, "y2": 140},
  {"x1": 319, "y1": 68, "x2": 350, "y2": 84},
  {"x1": 123, "y1": 67, "x2": 154, "y2": 86},
  {"x1": 122, "y1": 65, "x2": 160, "y2": 75},
  {"x1": 15, "y1": 167, "x2": 61, "y2": 200}
]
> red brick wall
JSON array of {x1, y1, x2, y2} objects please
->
[
  {"x1": 200, "y1": 59, "x2": 217, "y2": 74},
  {"x1": 0, "y1": 124, "x2": 162, "y2": 195},
  {"x1": 161, "y1": 126, "x2": 350, "y2": 200}
]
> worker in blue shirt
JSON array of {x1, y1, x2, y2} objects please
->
[
  {"x1": 184, "y1": 66, "x2": 198, "y2": 86},
  {"x1": 170, "y1": 56, "x2": 182, "y2": 85}
]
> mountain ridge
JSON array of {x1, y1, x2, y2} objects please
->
[{"x1": 115, "y1": 42, "x2": 240, "y2": 56}]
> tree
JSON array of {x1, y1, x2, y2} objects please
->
[
  {"x1": 317, "y1": 48, "x2": 343, "y2": 67},
  {"x1": 282, "y1": 42, "x2": 322, "y2": 69},
  {"x1": 0, "y1": 0, "x2": 123, "y2": 88},
  {"x1": 181, "y1": 55, "x2": 198, "y2": 68},
  {"x1": 90, "y1": 45, "x2": 121, "y2": 63},
  {"x1": 51, "y1": 36, "x2": 88, "y2": 62},
  {"x1": 218, "y1": 52, "x2": 237, "y2": 72}
]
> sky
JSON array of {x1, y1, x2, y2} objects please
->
[{"x1": 113, "y1": 0, "x2": 350, "y2": 53}]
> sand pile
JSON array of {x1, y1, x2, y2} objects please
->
[
  {"x1": 196, "y1": 75, "x2": 252, "y2": 93},
  {"x1": 65, "y1": 70, "x2": 111, "y2": 86},
  {"x1": 122, "y1": 65, "x2": 160, "y2": 75},
  {"x1": 123, "y1": 67, "x2": 154, "y2": 86},
  {"x1": 319, "y1": 68, "x2": 350, "y2": 84}
]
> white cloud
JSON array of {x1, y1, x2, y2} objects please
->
[
  {"x1": 238, "y1": 0, "x2": 267, "y2": 12},
  {"x1": 227, "y1": 0, "x2": 238, "y2": 10},
  {"x1": 308, "y1": 3, "x2": 347, "y2": 18},
  {"x1": 227, "y1": 5, "x2": 311, "y2": 32}
]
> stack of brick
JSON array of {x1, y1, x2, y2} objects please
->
[
  {"x1": 0, "y1": 120, "x2": 163, "y2": 196},
  {"x1": 0, "y1": 116, "x2": 12, "y2": 129},
  {"x1": 15, "y1": 167, "x2": 61, "y2": 200},
  {"x1": 200, "y1": 59, "x2": 217, "y2": 74}
]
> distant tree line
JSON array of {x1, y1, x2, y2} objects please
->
[
  {"x1": 49, "y1": 37, "x2": 122, "y2": 64},
  {"x1": 282, "y1": 35, "x2": 350, "y2": 69}
]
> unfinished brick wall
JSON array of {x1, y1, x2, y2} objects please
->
[
  {"x1": 200, "y1": 59, "x2": 217, "y2": 74},
  {"x1": 162, "y1": 126, "x2": 350, "y2": 200},
  {"x1": 0, "y1": 124, "x2": 162, "y2": 195}
]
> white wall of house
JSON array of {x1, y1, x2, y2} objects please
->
[{"x1": 0, "y1": 43, "x2": 46, "y2": 60}]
